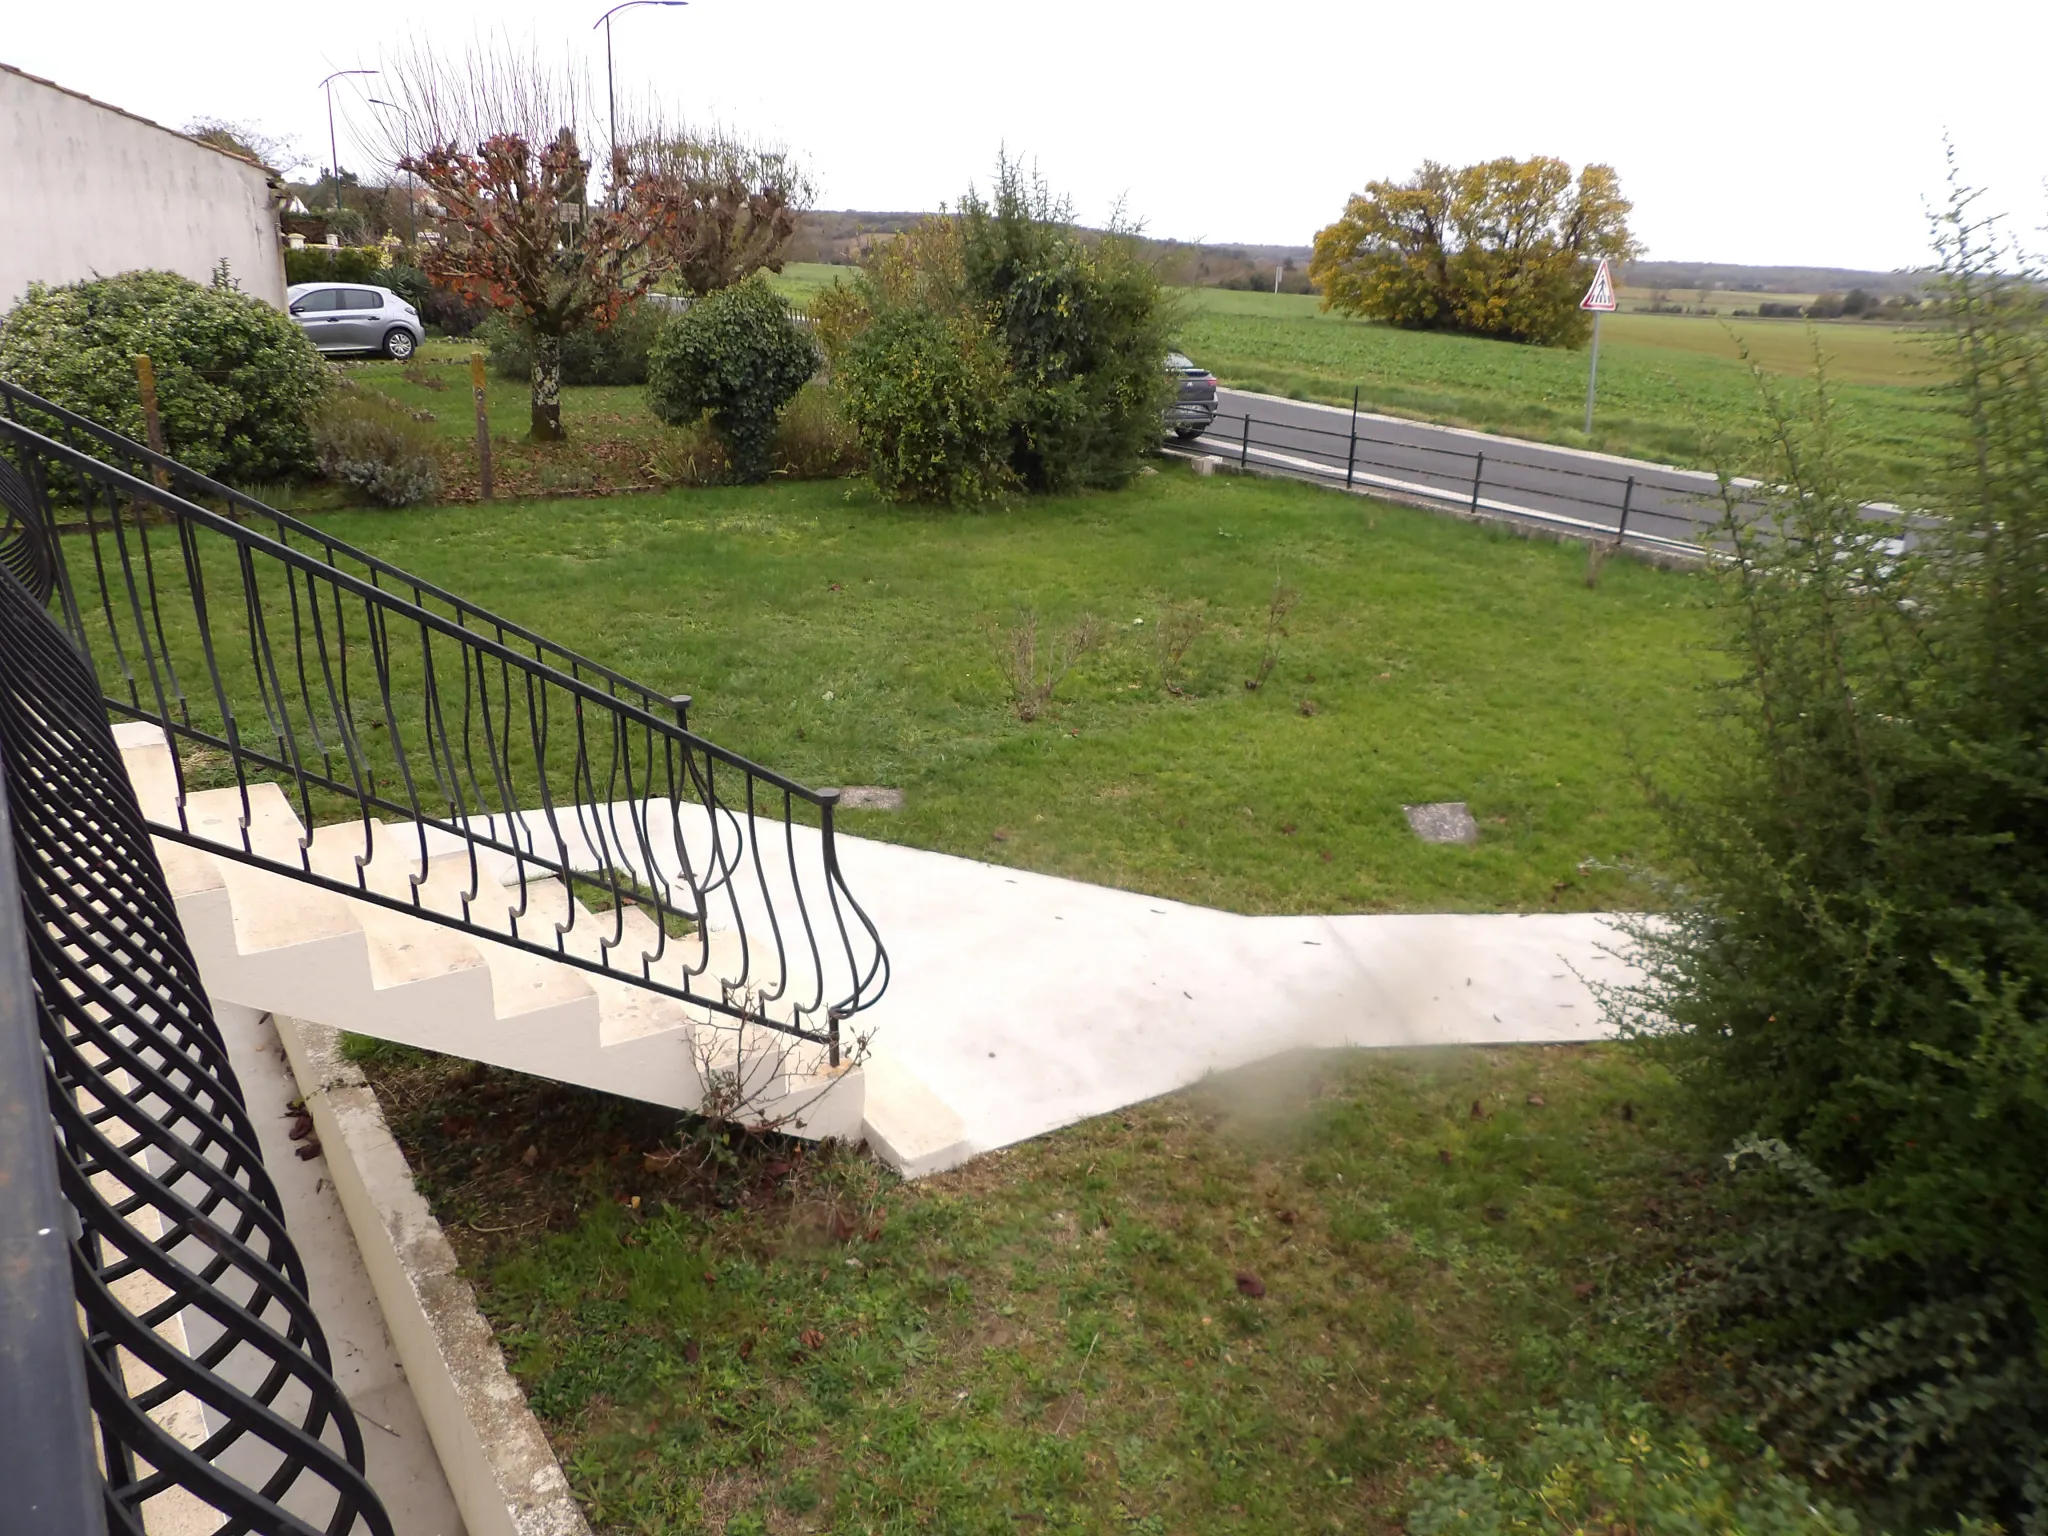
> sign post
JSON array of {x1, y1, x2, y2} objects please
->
[{"x1": 1580, "y1": 257, "x2": 1617, "y2": 437}]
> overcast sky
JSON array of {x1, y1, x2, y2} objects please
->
[{"x1": 9, "y1": 1, "x2": 2044, "y2": 272}]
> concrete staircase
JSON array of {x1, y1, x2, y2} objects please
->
[{"x1": 114, "y1": 722, "x2": 864, "y2": 1142}]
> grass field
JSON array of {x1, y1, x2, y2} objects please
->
[
  {"x1": 238, "y1": 467, "x2": 1710, "y2": 916},
  {"x1": 355, "y1": 1035, "x2": 1749, "y2": 1535},
  {"x1": 1173, "y1": 287, "x2": 1952, "y2": 494}
]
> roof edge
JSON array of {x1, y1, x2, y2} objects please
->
[{"x1": 0, "y1": 60, "x2": 277, "y2": 173}]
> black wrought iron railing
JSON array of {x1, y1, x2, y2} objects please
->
[
  {"x1": 1, "y1": 561, "x2": 391, "y2": 1535},
  {"x1": 0, "y1": 381, "x2": 888, "y2": 1058}
]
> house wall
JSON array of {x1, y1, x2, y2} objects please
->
[{"x1": 0, "y1": 65, "x2": 285, "y2": 311}]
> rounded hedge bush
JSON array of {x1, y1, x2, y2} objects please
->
[
  {"x1": 0, "y1": 269, "x2": 327, "y2": 481},
  {"x1": 646, "y1": 278, "x2": 816, "y2": 482}
]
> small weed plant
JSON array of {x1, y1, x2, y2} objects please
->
[{"x1": 984, "y1": 605, "x2": 1104, "y2": 721}]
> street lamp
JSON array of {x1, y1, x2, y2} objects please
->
[
  {"x1": 592, "y1": 1, "x2": 686, "y2": 169},
  {"x1": 318, "y1": 68, "x2": 378, "y2": 216},
  {"x1": 366, "y1": 98, "x2": 416, "y2": 245}
]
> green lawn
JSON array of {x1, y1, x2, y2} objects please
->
[
  {"x1": 356, "y1": 1036, "x2": 1736, "y2": 1535},
  {"x1": 251, "y1": 467, "x2": 1710, "y2": 915},
  {"x1": 1172, "y1": 287, "x2": 1952, "y2": 496}
]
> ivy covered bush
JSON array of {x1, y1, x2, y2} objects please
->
[
  {"x1": 646, "y1": 277, "x2": 815, "y2": 482},
  {"x1": 0, "y1": 269, "x2": 325, "y2": 480}
]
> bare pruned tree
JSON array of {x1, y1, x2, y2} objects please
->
[
  {"x1": 628, "y1": 124, "x2": 817, "y2": 297},
  {"x1": 376, "y1": 40, "x2": 677, "y2": 441}
]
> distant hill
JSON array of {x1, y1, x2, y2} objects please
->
[
  {"x1": 788, "y1": 214, "x2": 1931, "y2": 300},
  {"x1": 788, "y1": 210, "x2": 1318, "y2": 292},
  {"x1": 1621, "y1": 261, "x2": 1933, "y2": 297}
]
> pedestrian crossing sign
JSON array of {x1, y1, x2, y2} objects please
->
[{"x1": 1580, "y1": 259, "x2": 1618, "y2": 312}]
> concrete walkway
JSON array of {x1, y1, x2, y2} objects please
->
[
  {"x1": 833, "y1": 835, "x2": 1634, "y2": 1161},
  {"x1": 539, "y1": 804, "x2": 1640, "y2": 1172}
]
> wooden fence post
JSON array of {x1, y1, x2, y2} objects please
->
[
  {"x1": 470, "y1": 352, "x2": 493, "y2": 501},
  {"x1": 132, "y1": 354, "x2": 170, "y2": 489}
]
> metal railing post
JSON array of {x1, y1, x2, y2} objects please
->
[
  {"x1": 0, "y1": 755, "x2": 109, "y2": 1536},
  {"x1": 670, "y1": 693, "x2": 692, "y2": 733},
  {"x1": 1470, "y1": 452, "x2": 1485, "y2": 514},
  {"x1": 1239, "y1": 414, "x2": 1250, "y2": 471},
  {"x1": 1345, "y1": 387, "x2": 1358, "y2": 490},
  {"x1": 1616, "y1": 476, "x2": 1635, "y2": 544}
]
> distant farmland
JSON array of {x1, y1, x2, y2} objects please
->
[{"x1": 1171, "y1": 288, "x2": 1950, "y2": 496}]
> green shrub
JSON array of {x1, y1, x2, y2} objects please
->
[
  {"x1": 818, "y1": 157, "x2": 1175, "y2": 503},
  {"x1": 645, "y1": 278, "x2": 816, "y2": 482},
  {"x1": 283, "y1": 245, "x2": 386, "y2": 286},
  {"x1": 1621, "y1": 179, "x2": 2048, "y2": 1532},
  {"x1": 769, "y1": 380, "x2": 862, "y2": 479},
  {"x1": 0, "y1": 269, "x2": 325, "y2": 480},
  {"x1": 835, "y1": 307, "x2": 1013, "y2": 506},
  {"x1": 1407, "y1": 1401, "x2": 1873, "y2": 1536},
  {"x1": 1666, "y1": 1144, "x2": 2046, "y2": 1533},
  {"x1": 958, "y1": 158, "x2": 1176, "y2": 492},
  {"x1": 311, "y1": 387, "x2": 440, "y2": 506},
  {"x1": 480, "y1": 301, "x2": 664, "y2": 387}
]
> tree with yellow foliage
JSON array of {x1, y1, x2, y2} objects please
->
[{"x1": 1309, "y1": 157, "x2": 1641, "y2": 346}]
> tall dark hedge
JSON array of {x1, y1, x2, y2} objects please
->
[{"x1": 1628, "y1": 185, "x2": 2048, "y2": 1529}]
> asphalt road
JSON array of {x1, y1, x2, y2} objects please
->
[{"x1": 1181, "y1": 388, "x2": 1732, "y2": 553}]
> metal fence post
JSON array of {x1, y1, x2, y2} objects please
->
[
  {"x1": 0, "y1": 757, "x2": 110, "y2": 1536},
  {"x1": 1239, "y1": 414, "x2": 1250, "y2": 471},
  {"x1": 1616, "y1": 476, "x2": 1635, "y2": 544},
  {"x1": 1469, "y1": 452, "x2": 1485, "y2": 514},
  {"x1": 1345, "y1": 386, "x2": 1358, "y2": 490}
]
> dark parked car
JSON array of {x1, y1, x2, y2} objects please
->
[
  {"x1": 1165, "y1": 352, "x2": 1218, "y2": 440},
  {"x1": 286, "y1": 283, "x2": 424, "y2": 360}
]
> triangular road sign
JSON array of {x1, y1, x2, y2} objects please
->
[{"x1": 1580, "y1": 258, "x2": 1617, "y2": 312}]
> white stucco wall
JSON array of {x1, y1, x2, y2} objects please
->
[{"x1": 1, "y1": 64, "x2": 286, "y2": 311}]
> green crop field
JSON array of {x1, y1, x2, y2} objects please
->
[{"x1": 1172, "y1": 287, "x2": 1952, "y2": 495}]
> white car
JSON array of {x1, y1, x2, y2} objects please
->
[{"x1": 286, "y1": 283, "x2": 424, "y2": 360}]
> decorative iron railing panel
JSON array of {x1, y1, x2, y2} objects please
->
[
  {"x1": 0, "y1": 383, "x2": 888, "y2": 1056},
  {"x1": 1, "y1": 563, "x2": 392, "y2": 1535}
]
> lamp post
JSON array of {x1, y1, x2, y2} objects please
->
[
  {"x1": 318, "y1": 69, "x2": 378, "y2": 216},
  {"x1": 592, "y1": 1, "x2": 686, "y2": 170},
  {"x1": 366, "y1": 98, "x2": 415, "y2": 246}
]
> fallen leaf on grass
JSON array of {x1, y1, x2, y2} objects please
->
[
  {"x1": 798, "y1": 1329, "x2": 826, "y2": 1351},
  {"x1": 1437, "y1": 1149, "x2": 1454, "y2": 1165},
  {"x1": 1235, "y1": 1271, "x2": 1266, "y2": 1298},
  {"x1": 521, "y1": 1144, "x2": 539, "y2": 1167},
  {"x1": 1526, "y1": 1093, "x2": 1547, "y2": 1107},
  {"x1": 682, "y1": 1339, "x2": 701, "y2": 1364},
  {"x1": 1573, "y1": 1281, "x2": 1597, "y2": 1299}
]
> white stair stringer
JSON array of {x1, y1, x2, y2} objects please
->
[{"x1": 112, "y1": 724, "x2": 865, "y2": 1139}]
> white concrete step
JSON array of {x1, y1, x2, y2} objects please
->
[{"x1": 112, "y1": 724, "x2": 864, "y2": 1139}]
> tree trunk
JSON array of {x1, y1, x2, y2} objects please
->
[{"x1": 529, "y1": 331, "x2": 564, "y2": 442}]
